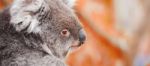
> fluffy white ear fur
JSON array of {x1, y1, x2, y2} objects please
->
[
  {"x1": 10, "y1": 0, "x2": 43, "y2": 33},
  {"x1": 63, "y1": 0, "x2": 76, "y2": 8},
  {"x1": 10, "y1": 0, "x2": 76, "y2": 33}
]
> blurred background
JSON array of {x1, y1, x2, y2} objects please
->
[{"x1": 0, "y1": 0, "x2": 150, "y2": 66}]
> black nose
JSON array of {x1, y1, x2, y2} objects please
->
[{"x1": 79, "y1": 29, "x2": 86, "y2": 44}]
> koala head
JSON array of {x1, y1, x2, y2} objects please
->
[{"x1": 10, "y1": 0, "x2": 86, "y2": 59}]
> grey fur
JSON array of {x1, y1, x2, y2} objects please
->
[{"x1": 0, "y1": 0, "x2": 84, "y2": 66}]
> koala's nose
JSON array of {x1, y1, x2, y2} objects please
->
[{"x1": 79, "y1": 29, "x2": 86, "y2": 44}]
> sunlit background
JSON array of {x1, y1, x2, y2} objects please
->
[{"x1": 0, "y1": 0, "x2": 150, "y2": 66}]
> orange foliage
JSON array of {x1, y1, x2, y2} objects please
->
[
  {"x1": 0, "y1": 1, "x2": 4, "y2": 9},
  {"x1": 67, "y1": 0, "x2": 129, "y2": 66},
  {"x1": 0, "y1": 0, "x2": 13, "y2": 10}
]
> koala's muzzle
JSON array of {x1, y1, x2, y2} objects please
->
[{"x1": 78, "y1": 29, "x2": 86, "y2": 45}]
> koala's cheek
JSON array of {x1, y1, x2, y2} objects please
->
[{"x1": 62, "y1": 50, "x2": 69, "y2": 58}]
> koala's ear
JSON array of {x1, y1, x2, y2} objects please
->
[
  {"x1": 10, "y1": 0, "x2": 43, "y2": 16},
  {"x1": 10, "y1": 0, "x2": 43, "y2": 33},
  {"x1": 62, "y1": 0, "x2": 76, "y2": 8}
]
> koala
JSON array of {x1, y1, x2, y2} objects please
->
[{"x1": 0, "y1": 0, "x2": 86, "y2": 66}]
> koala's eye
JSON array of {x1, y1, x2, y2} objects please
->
[{"x1": 61, "y1": 29, "x2": 70, "y2": 37}]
